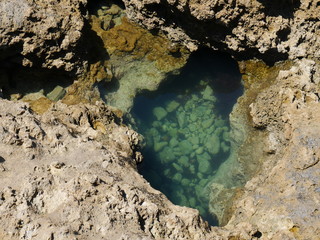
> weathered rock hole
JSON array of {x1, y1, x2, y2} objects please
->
[
  {"x1": 87, "y1": 0, "x2": 125, "y2": 15},
  {"x1": 258, "y1": 0, "x2": 301, "y2": 18},
  {"x1": 252, "y1": 231, "x2": 263, "y2": 238},
  {"x1": 131, "y1": 48, "x2": 243, "y2": 226},
  {"x1": 0, "y1": 63, "x2": 72, "y2": 103}
]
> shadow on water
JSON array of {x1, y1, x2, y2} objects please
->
[
  {"x1": 131, "y1": 48, "x2": 243, "y2": 226},
  {"x1": 134, "y1": 49, "x2": 242, "y2": 117}
]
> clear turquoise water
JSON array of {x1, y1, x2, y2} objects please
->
[{"x1": 131, "y1": 49, "x2": 243, "y2": 226}]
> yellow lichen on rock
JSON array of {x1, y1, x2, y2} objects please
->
[
  {"x1": 146, "y1": 36, "x2": 190, "y2": 72},
  {"x1": 239, "y1": 60, "x2": 293, "y2": 90},
  {"x1": 83, "y1": 5, "x2": 191, "y2": 112},
  {"x1": 58, "y1": 2, "x2": 191, "y2": 112},
  {"x1": 62, "y1": 62, "x2": 109, "y2": 105},
  {"x1": 93, "y1": 16, "x2": 143, "y2": 54},
  {"x1": 238, "y1": 60, "x2": 293, "y2": 104},
  {"x1": 239, "y1": 60, "x2": 271, "y2": 89},
  {"x1": 93, "y1": 120, "x2": 107, "y2": 134},
  {"x1": 29, "y1": 97, "x2": 53, "y2": 115},
  {"x1": 90, "y1": 15, "x2": 189, "y2": 72}
]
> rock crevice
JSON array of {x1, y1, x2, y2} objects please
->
[{"x1": 123, "y1": 0, "x2": 320, "y2": 63}]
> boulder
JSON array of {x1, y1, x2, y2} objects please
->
[
  {"x1": 179, "y1": 140, "x2": 193, "y2": 155},
  {"x1": 198, "y1": 159, "x2": 212, "y2": 175},
  {"x1": 166, "y1": 100, "x2": 180, "y2": 112},
  {"x1": 202, "y1": 118, "x2": 214, "y2": 129},
  {"x1": 47, "y1": 86, "x2": 66, "y2": 101},
  {"x1": 153, "y1": 107, "x2": 168, "y2": 120},
  {"x1": 202, "y1": 86, "x2": 217, "y2": 102},
  {"x1": 205, "y1": 134, "x2": 220, "y2": 155},
  {"x1": 154, "y1": 141, "x2": 168, "y2": 152},
  {"x1": 178, "y1": 156, "x2": 189, "y2": 167}
]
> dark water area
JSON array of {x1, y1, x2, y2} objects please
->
[{"x1": 131, "y1": 49, "x2": 243, "y2": 226}]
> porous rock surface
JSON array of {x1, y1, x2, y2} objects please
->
[
  {"x1": 226, "y1": 59, "x2": 320, "y2": 239},
  {"x1": 0, "y1": 100, "x2": 215, "y2": 239},
  {"x1": 0, "y1": 61, "x2": 318, "y2": 240},
  {"x1": 0, "y1": 0, "x2": 87, "y2": 73},
  {"x1": 123, "y1": 0, "x2": 320, "y2": 62},
  {"x1": 121, "y1": 1, "x2": 320, "y2": 238}
]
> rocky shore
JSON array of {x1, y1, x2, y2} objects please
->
[
  {"x1": 123, "y1": 0, "x2": 320, "y2": 62},
  {"x1": 0, "y1": 0, "x2": 319, "y2": 239},
  {"x1": 0, "y1": 100, "x2": 215, "y2": 239},
  {"x1": 0, "y1": 0, "x2": 88, "y2": 73}
]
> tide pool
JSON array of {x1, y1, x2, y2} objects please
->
[{"x1": 131, "y1": 49, "x2": 243, "y2": 225}]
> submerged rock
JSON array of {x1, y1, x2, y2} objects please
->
[
  {"x1": 221, "y1": 142, "x2": 230, "y2": 153},
  {"x1": 159, "y1": 146, "x2": 175, "y2": 163},
  {"x1": 190, "y1": 136, "x2": 200, "y2": 145},
  {"x1": 153, "y1": 106, "x2": 167, "y2": 120},
  {"x1": 169, "y1": 137, "x2": 179, "y2": 147},
  {"x1": 205, "y1": 134, "x2": 220, "y2": 155},
  {"x1": 177, "y1": 111, "x2": 186, "y2": 128},
  {"x1": 178, "y1": 156, "x2": 189, "y2": 167},
  {"x1": 173, "y1": 173, "x2": 183, "y2": 182},
  {"x1": 198, "y1": 158, "x2": 212, "y2": 175},
  {"x1": 47, "y1": 86, "x2": 66, "y2": 101},
  {"x1": 154, "y1": 141, "x2": 168, "y2": 152},
  {"x1": 189, "y1": 113, "x2": 198, "y2": 122},
  {"x1": 166, "y1": 100, "x2": 180, "y2": 112},
  {"x1": 172, "y1": 162, "x2": 183, "y2": 172},
  {"x1": 195, "y1": 146, "x2": 204, "y2": 155},
  {"x1": 131, "y1": 72, "x2": 234, "y2": 225},
  {"x1": 202, "y1": 86, "x2": 216, "y2": 102},
  {"x1": 181, "y1": 178, "x2": 190, "y2": 186},
  {"x1": 202, "y1": 118, "x2": 214, "y2": 129},
  {"x1": 179, "y1": 140, "x2": 193, "y2": 155}
]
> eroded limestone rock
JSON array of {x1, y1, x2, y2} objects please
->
[
  {"x1": 0, "y1": 0, "x2": 88, "y2": 73},
  {"x1": 220, "y1": 59, "x2": 320, "y2": 239},
  {"x1": 0, "y1": 99, "x2": 217, "y2": 239},
  {"x1": 123, "y1": 0, "x2": 320, "y2": 62}
]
